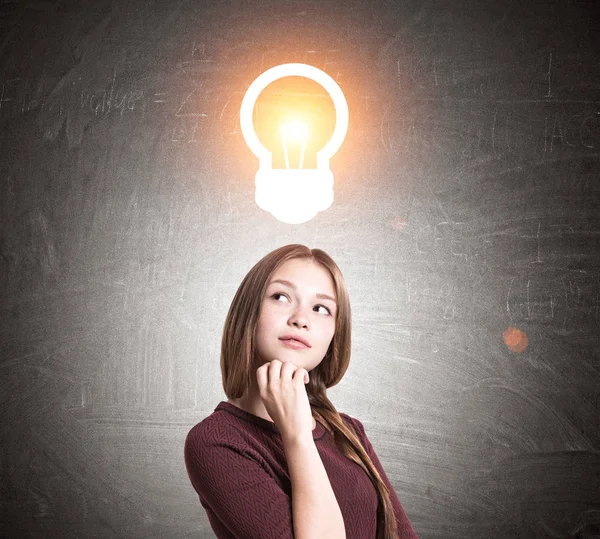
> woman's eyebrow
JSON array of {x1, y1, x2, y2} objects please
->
[{"x1": 269, "y1": 279, "x2": 337, "y2": 304}]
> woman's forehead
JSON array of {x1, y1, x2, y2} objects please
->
[{"x1": 269, "y1": 260, "x2": 336, "y2": 299}]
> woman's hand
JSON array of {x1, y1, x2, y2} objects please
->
[{"x1": 256, "y1": 359, "x2": 313, "y2": 443}]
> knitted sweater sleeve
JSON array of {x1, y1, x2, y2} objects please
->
[
  {"x1": 184, "y1": 423, "x2": 294, "y2": 539},
  {"x1": 349, "y1": 417, "x2": 419, "y2": 539}
]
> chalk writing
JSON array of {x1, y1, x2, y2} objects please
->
[
  {"x1": 394, "y1": 219, "x2": 492, "y2": 266},
  {"x1": 175, "y1": 83, "x2": 208, "y2": 117},
  {"x1": 395, "y1": 49, "x2": 565, "y2": 100},
  {"x1": 258, "y1": 49, "x2": 345, "y2": 83},
  {"x1": 544, "y1": 52, "x2": 554, "y2": 98},
  {"x1": 170, "y1": 118, "x2": 204, "y2": 143},
  {"x1": 506, "y1": 272, "x2": 598, "y2": 333},
  {"x1": 0, "y1": 78, "x2": 19, "y2": 114},
  {"x1": 0, "y1": 77, "x2": 41, "y2": 119},
  {"x1": 1, "y1": 47, "x2": 598, "y2": 158},
  {"x1": 380, "y1": 102, "x2": 600, "y2": 161},
  {"x1": 405, "y1": 273, "x2": 457, "y2": 321},
  {"x1": 392, "y1": 327, "x2": 441, "y2": 354}
]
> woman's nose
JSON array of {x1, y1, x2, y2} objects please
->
[{"x1": 289, "y1": 307, "x2": 309, "y2": 328}]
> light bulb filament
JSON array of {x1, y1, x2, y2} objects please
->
[{"x1": 280, "y1": 122, "x2": 308, "y2": 169}]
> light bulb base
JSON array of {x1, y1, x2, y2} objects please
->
[{"x1": 255, "y1": 169, "x2": 334, "y2": 224}]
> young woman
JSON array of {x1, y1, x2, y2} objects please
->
[{"x1": 184, "y1": 244, "x2": 418, "y2": 539}]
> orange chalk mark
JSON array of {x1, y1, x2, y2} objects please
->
[{"x1": 503, "y1": 327, "x2": 528, "y2": 352}]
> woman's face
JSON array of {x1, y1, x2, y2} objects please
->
[{"x1": 255, "y1": 258, "x2": 337, "y2": 373}]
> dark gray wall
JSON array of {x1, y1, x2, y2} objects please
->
[{"x1": 1, "y1": 1, "x2": 599, "y2": 537}]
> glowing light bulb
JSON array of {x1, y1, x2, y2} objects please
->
[
  {"x1": 240, "y1": 63, "x2": 349, "y2": 225},
  {"x1": 280, "y1": 121, "x2": 308, "y2": 169}
]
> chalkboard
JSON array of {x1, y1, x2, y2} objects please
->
[{"x1": 1, "y1": 0, "x2": 599, "y2": 538}]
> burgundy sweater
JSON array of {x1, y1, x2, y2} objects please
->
[{"x1": 184, "y1": 401, "x2": 418, "y2": 539}]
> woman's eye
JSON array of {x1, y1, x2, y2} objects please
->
[{"x1": 271, "y1": 293, "x2": 331, "y2": 315}]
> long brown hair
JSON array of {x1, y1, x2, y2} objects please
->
[{"x1": 220, "y1": 244, "x2": 399, "y2": 539}]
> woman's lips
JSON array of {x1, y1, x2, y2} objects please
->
[{"x1": 279, "y1": 338, "x2": 309, "y2": 349}]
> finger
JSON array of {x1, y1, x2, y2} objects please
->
[
  {"x1": 280, "y1": 361, "x2": 298, "y2": 382},
  {"x1": 268, "y1": 359, "x2": 283, "y2": 385},
  {"x1": 292, "y1": 366, "x2": 308, "y2": 386},
  {"x1": 256, "y1": 363, "x2": 269, "y2": 396}
]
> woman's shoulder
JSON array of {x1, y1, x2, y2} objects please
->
[
  {"x1": 338, "y1": 409, "x2": 363, "y2": 425},
  {"x1": 185, "y1": 407, "x2": 246, "y2": 450},
  {"x1": 337, "y1": 410, "x2": 367, "y2": 436}
]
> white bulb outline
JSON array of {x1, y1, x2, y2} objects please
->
[{"x1": 239, "y1": 63, "x2": 349, "y2": 171}]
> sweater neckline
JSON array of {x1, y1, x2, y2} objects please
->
[{"x1": 216, "y1": 401, "x2": 326, "y2": 440}]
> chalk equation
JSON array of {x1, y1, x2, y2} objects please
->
[
  {"x1": 380, "y1": 103, "x2": 600, "y2": 161},
  {"x1": 1, "y1": 47, "x2": 598, "y2": 162}
]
